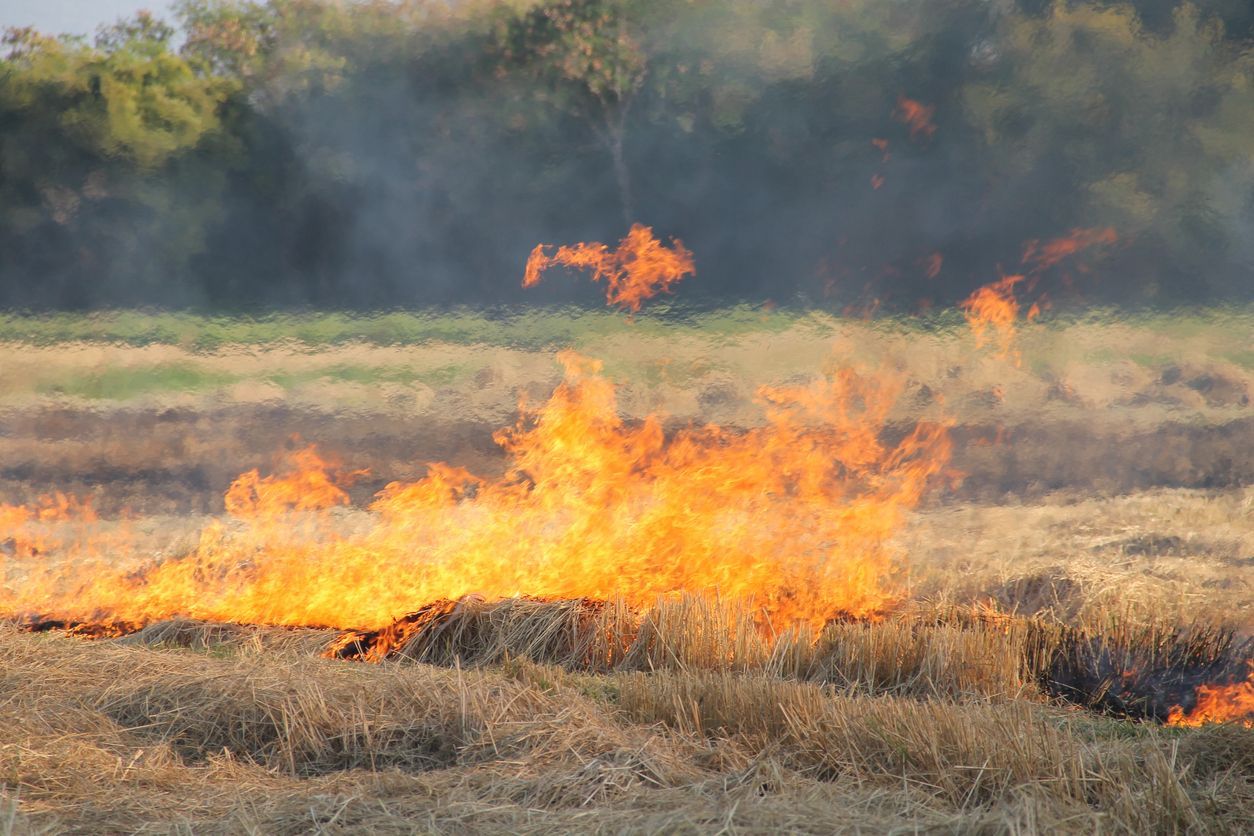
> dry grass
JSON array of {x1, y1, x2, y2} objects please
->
[
  {"x1": 1, "y1": 313, "x2": 1249, "y2": 426},
  {"x1": 3, "y1": 493, "x2": 1246, "y2": 832},
  {"x1": 2, "y1": 623, "x2": 1250, "y2": 834},
  {"x1": 1, "y1": 313, "x2": 1251, "y2": 832},
  {"x1": 901, "y1": 487, "x2": 1254, "y2": 628}
]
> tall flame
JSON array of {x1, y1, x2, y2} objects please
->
[
  {"x1": 0, "y1": 354, "x2": 950, "y2": 633},
  {"x1": 523, "y1": 224, "x2": 695, "y2": 312}
]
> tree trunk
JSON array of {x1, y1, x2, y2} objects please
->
[
  {"x1": 603, "y1": 101, "x2": 634, "y2": 228},
  {"x1": 609, "y1": 130, "x2": 633, "y2": 227}
]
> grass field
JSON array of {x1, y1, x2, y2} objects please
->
[{"x1": 1, "y1": 308, "x2": 1252, "y2": 833}]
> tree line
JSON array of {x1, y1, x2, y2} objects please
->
[{"x1": 1, "y1": 0, "x2": 1251, "y2": 310}]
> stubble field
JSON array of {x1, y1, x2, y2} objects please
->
[{"x1": 1, "y1": 308, "x2": 1252, "y2": 834}]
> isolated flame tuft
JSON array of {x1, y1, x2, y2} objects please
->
[
  {"x1": 895, "y1": 96, "x2": 936, "y2": 141},
  {"x1": 960, "y1": 275, "x2": 1034, "y2": 365},
  {"x1": 1022, "y1": 227, "x2": 1117, "y2": 272},
  {"x1": 523, "y1": 224, "x2": 695, "y2": 312},
  {"x1": 962, "y1": 227, "x2": 1118, "y2": 362}
]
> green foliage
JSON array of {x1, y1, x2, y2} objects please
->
[
  {"x1": 0, "y1": 1, "x2": 1251, "y2": 309},
  {"x1": 2, "y1": 16, "x2": 233, "y2": 167},
  {"x1": 964, "y1": 3, "x2": 1254, "y2": 298},
  {"x1": 37, "y1": 362, "x2": 241, "y2": 399}
]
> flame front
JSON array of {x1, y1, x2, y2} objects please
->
[
  {"x1": 0, "y1": 353, "x2": 950, "y2": 633},
  {"x1": 1166, "y1": 667, "x2": 1254, "y2": 728},
  {"x1": 523, "y1": 224, "x2": 695, "y2": 312}
]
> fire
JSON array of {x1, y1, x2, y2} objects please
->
[
  {"x1": 1, "y1": 493, "x2": 99, "y2": 558},
  {"x1": 962, "y1": 227, "x2": 1117, "y2": 362},
  {"x1": 2, "y1": 230, "x2": 953, "y2": 640},
  {"x1": 224, "y1": 445, "x2": 360, "y2": 517},
  {"x1": 523, "y1": 224, "x2": 695, "y2": 312},
  {"x1": 1166, "y1": 667, "x2": 1254, "y2": 728},
  {"x1": 959, "y1": 275, "x2": 1034, "y2": 365},
  {"x1": 921, "y1": 251, "x2": 943, "y2": 279},
  {"x1": 1022, "y1": 227, "x2": 1117, "y2": 272},
  {"x1": 895, "y1": 95, "x2": 936, "y2": 141},
  {"x1": 0, "y1": 354, "x2": 950, "y2": 634}
]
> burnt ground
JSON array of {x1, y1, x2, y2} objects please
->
[{"x1": 0, "y1": 403, "x2": 1250, "y2": 515}]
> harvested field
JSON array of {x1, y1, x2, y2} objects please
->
[
  {"x1": 3, "y1": 613, "x2": 1252, "y2": 834},
  {"x1": 1, "y1": 310, "x2": 1252, "y2": 833}
]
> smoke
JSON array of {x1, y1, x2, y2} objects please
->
[{"x1": 0, "y1": 0, "x2": 1252, "y2": 311}]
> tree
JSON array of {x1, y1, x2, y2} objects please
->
[{"x1": 500, "y1": 0, "x2": 648, "y2": 226}]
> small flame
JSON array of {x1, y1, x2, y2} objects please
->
[
  {"x1": 921, "y1": 252, "x2": 943, "y2": 279},
  {"x1": 1022, "y1": 227, "x2": 1118, "y2": 272},
  {"x1": 963, "y1": 227, "x2": 1118, "y2": 362},
  {"x1": 895, "y1": 96, "x2": 936, "y2": 141},
  {"x1": 959, "y1": 275, "x2": 1029, "y2": 365},
  {"x1": 1166, "y1": 667, "x2": 1254, "y2": 728},
  {"x1": 523, "y1": 224, "x2": 695, "y2": 312},
  {"x1": 224, "y1": 445, "x2": 361, "y2": 518},
  {"x1": 1, "y1": 493, "x2": 98, "y2": 558}
]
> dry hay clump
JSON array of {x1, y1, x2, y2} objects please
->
[
  {"x1": 318, "y1": 594, "x2": 1251, "y2": 717},
  {"x1": 3, "y1": 619, "x2": 1253, "y2": 834},
  {"x1": 321, "y1": 595, "x2": 1051, "y2": 699},
  {"x1": 14, "y1": 590, "x2": 1250, "y2": 724}
]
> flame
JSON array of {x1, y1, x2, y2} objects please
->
[
  {"x1": 0, "y1": 354, "x2": 950, "y2": 634},
  {"x1": 523, "y1": 224, "x2": 695, "y2": 312},
  {"x1": 921, "y1": 252, "x2": 943, "y2": 279},
  {"x1": 224, "y1": 445, "x2": 361, "y2": 518},
  {"x1": 1, "y1": 493, "x2": 99, "y2": 558},
  {"x1": 895, "y1": 96, "x2": 936, "y2": 141},
  {"x1": 1022, "y1": 227, "x2": 1117, "y2": 272},
  {"x1": 962, "y1": 227, "x2": 1117, "y2": 362},
  {"x1": 959, "y1": 275, "x2": 1030, "y2": 365},
  {"x1": 1166, "y1": 667, "x2": 1254, "y2": 728}
]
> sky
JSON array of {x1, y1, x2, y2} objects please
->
[{"x1": 0, "y1": 1, "x2": 177, "y2": 36}]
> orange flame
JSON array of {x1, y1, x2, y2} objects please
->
[
  {"x1": 1, "y1": 493, "x2": 98, "y2": 558},
  {"x1": 523, "y1": 224, "x2": 695, "y2": 312},
  {"x1": 963, "y1": 227, "x2": 1117, "y2": 362},
  {"x1": 224, "y1": 445, "x2": 360, "y2": 518},
  {"x1": 1166, "y1": 667, "x2": 1254, "y2": 728},
  {"x1": 959, "y1": 275, "x2": 1030, "y2": 365},
  {"x1": 1022, "y1": 227, "x2": 1117, "y2": 272},
  {"x1": 921, "y1": 251, "x2": 943, "y2": 279},
  {"x1": 0, "y1": 355, "x2": 950, "y2": 634},
  {"x1": 895, "y1": 96, "x2": 936, "y2": 141}
]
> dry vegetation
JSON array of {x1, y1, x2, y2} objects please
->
[
  {"x1": 1, "y1": 311, "x2": 1252, "y2": 833},
  {"x1": 3, "y1": 600, "x2": 1251, "y2": 834}
]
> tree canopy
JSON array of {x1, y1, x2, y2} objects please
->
[{"x1": 0, "y1": 0, "x2": 1251, "y2": 310}]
